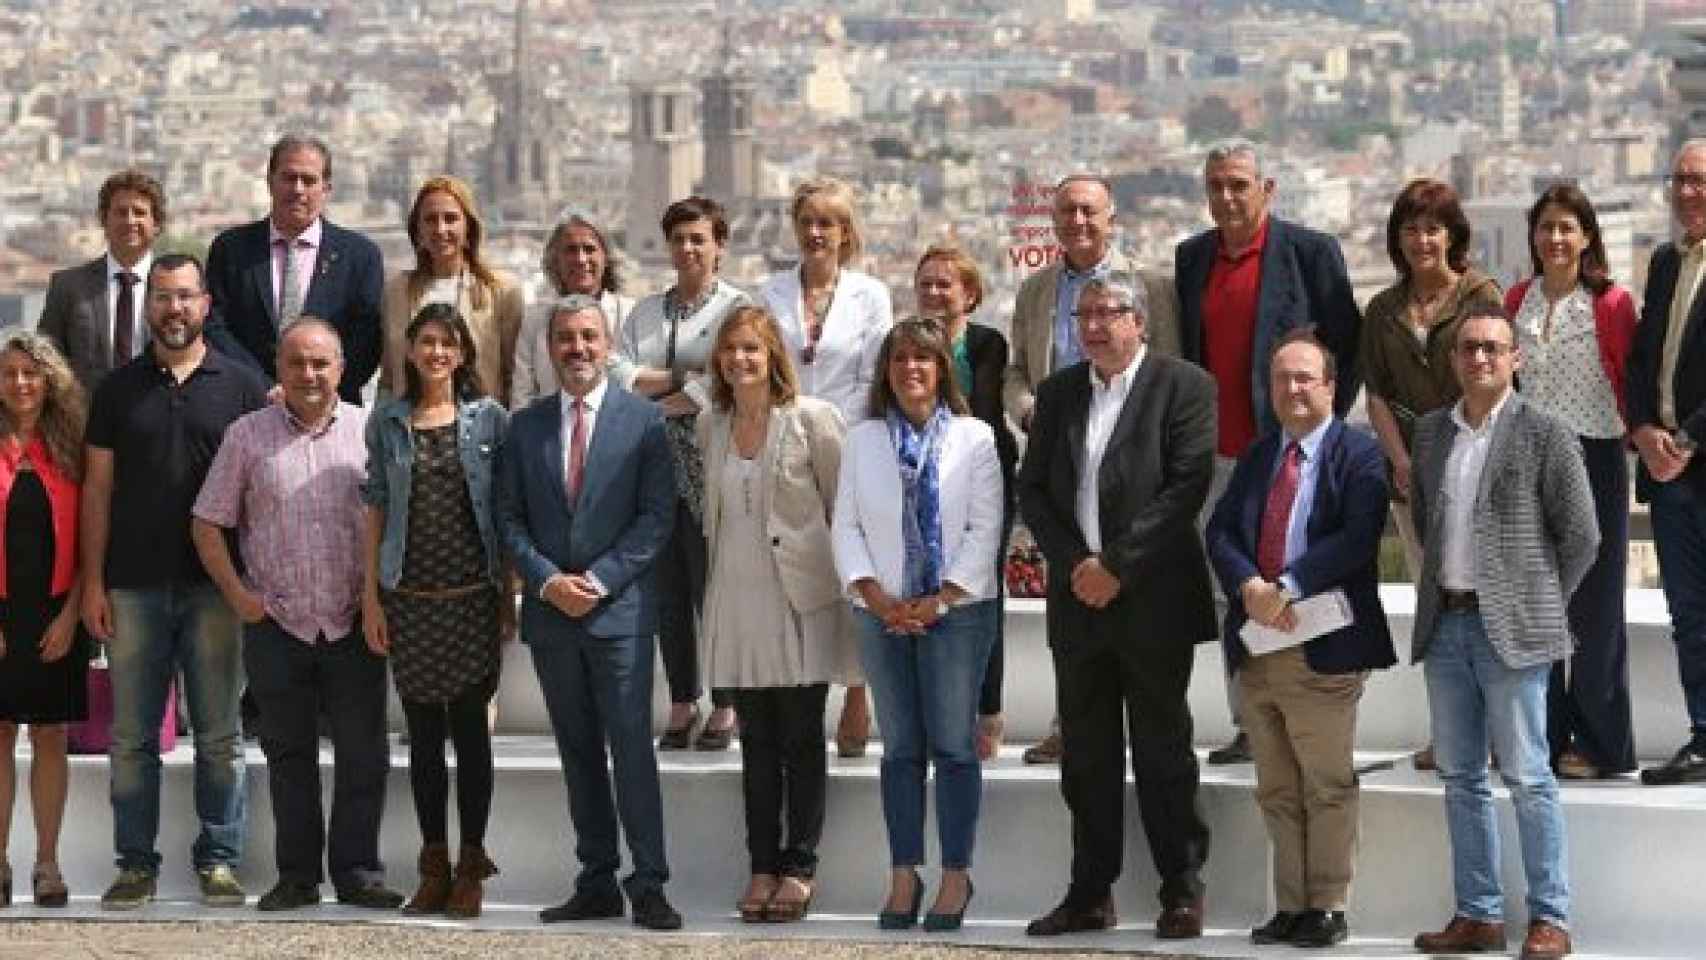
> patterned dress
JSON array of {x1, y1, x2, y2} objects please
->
[{"x1": 381, "y1": 424, "x2": 497, "y2": 704}]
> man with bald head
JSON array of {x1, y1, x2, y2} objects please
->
[
  {"x1": 192, "y1": 318, "x2": 401, "y2": 912},
  {"x1": 1630, "y1": 140, "x2": 1706, "y2": 786}
]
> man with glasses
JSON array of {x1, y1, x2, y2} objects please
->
[
  {"x1": 1019, "y1": 278, "x2": 1215, "y2": 941},
  {"x1": 1408, "y1": 313, "x2": 1597, "y2": 960},
  {"x1": 1176, "y1": 140, "x2": 1363, "y2": 766},
  {"x1": 1629, "y1": 140, "x2": 1706, "y2": 786}
]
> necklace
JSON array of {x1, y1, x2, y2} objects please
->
[
  {"x1": 665, "y1": 283, "x2": 714, "y2": 320},
  {"x1": 800, "y1": 267, "x2": 839, "y2": 365}
]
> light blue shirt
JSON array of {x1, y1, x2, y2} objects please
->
[
  {"x1": 1270, "y1": 416, "x2": 1332, "y2": 596},
  {"x1": 1051, "y1": 252, "x2": 1112, "y2": 372}
]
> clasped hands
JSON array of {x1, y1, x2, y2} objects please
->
[
  {"x1": 1634, "y1": 425, "x2": 1695, "y2": 484},
  {"x1": 1070, "y1": 555, "x2": 1121, "y2": 609},
  {"x1": 543, "y1": 572, "x2": 603, "y2": 618},
  {"x1": 1241, "y1": 576, "x2": 1298, "y2": 632},
  {"x1": 858, "y1": 579, "x2": 963, "y2": 635}
]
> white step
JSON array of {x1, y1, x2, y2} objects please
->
[{"x1": 2, "y1": 739, "x2": 1700, "y2": 958}]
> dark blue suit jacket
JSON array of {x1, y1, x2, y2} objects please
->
[
  {"x1": 1176, "y1": 217, "x2": 1362, "y2": 441},
  {"x1": 204, "y1": 218, "x2": 384, "y2": 403},
  {"x1": 1204, "y1": 418, "x2": 1395, "y2": 674},
  {"x1": 1628, "y1": 241, "x2": 1706, "y2": 499},
  {"x1": 496, "y1": 383, "x2": 675, "y2": 642}
]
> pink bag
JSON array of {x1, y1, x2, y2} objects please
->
[{"x1": 66, "y1": 659, "x2": 178, "y2": 756}]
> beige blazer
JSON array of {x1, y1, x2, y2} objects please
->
[
  {"x1": 697, "y1": 396, "x2": 847, "y2": 616},
  {"x1": 378, "y1": 269, "x2": 526, "y2": 404},
  {"x1": 1000, "y1": 250, "x2": 1181, "y2": 428}
]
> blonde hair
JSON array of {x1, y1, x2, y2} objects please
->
[
  {"x1": 406, "y1": 175, "x2": 498, "y2": 310},
  {"x1": 0, "y1": 331, "x2": 85, "y2": 481},
  {"x1": 914, "y1": 243, "x2": 985, "y2": 314},
  {"x1": 790, "y1": 177, "x2": 863, "y2": 265}
]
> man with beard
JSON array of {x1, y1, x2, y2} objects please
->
[
  {"x1": 497, "y1": 296, "x2": 681, "y2": 930},
  {"x1": 80, "y1": 253, "x2": 270, "y2": 909}
]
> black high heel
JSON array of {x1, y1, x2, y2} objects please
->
[
  {"x1": 923, "y1": 876, "x2": 974, "y2": 931},
  {"x1": 877, "y1": 869, "x2": 923, "y2": 930}
]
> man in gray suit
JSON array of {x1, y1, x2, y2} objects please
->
[
  {"x1": 1408, "y1": 312, "x2": 1597, "y2": 960},
  {"x1": 37, "y1": 169, "x2": 164, "y2": 390}
]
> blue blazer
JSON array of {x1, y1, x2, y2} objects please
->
[
  {"x1": 204, "y1": 218, "x2": 385, "y2": 404},
  {"x1": 496, "y1": 383, "x2": 675, "y2": 641},
  {"x1": 1204, "y1": 418, "x2": 1395, "y2": 675},
  {"x1": 1176, "y1": 217, "x2": 1363, "y2": 440}
]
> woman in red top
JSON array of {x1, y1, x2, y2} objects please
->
[{"x1": 0, "y1": 331, "x2": 86, "y2": 907}]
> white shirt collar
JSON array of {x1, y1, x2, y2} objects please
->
[
  {"x1": 560, "y1": 376, "x2": 610, "y2": 416},
  {"x1": 1284, "y1": 415, "x2": 1333, "y2": 460},
  {"x1": 268, "y1": 217, "x2": 323, "y2": 248},
  {"x1": 1090, "y1": 345, "x2": 1145, "y2": 394},
  {"x1": 105, "y1": 249, "x2": 153, "y2": 282},
  {"x1": 1449, "y1": 386, "x2": 1514, "y2": 435}
]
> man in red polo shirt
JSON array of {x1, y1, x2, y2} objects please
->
[{"x1": 1175, "y1": 140, "x2": 1363, "y2": 764}]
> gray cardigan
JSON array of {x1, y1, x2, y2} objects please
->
[{"x1": 1409, "y1": 393, "x2": 1600, "y2": 668}]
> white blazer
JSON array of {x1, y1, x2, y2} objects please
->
[
  {"x1": 831, "y1": 414, "x2": 1003, "y2": 603},
  {"x1": 760, "y1": 268, "x2": 893, "y2": 424}
]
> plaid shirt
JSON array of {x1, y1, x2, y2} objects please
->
[{"x1": 193, "y1": 400, "x2": 369, "y2": 643}]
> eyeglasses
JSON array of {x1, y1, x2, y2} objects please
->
[
  {"x1": 1456, "y1": 339, "x2": 1513, "y2": 358},
  {"x1": 1073, "y1": 306, "x2": 1135, "y2": 325},
  {"x1": 1668, "y1": 173, "x2": 1706, "y2": 194}
]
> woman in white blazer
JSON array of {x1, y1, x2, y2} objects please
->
[
  {"x1": 831, "y1": 319, "x2": 1002, "y2": 933},
  {"x1": 697, "y1": 305, "x2": 854, "y2": 923},
  {"x1": 762, "y1": 176, "x2": 893, "y2": 757},
  {"x1": 510, "y1": 212, "x2": 634, "y2": 407}
]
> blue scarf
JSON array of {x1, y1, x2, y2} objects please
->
[{"x1": 888, "y1": 404, "x2": 949, "y2": 598}]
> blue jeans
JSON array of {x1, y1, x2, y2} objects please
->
[
  {"x1": 856, "y1": 600, "x2": 998, "y2": 869},
  {"x1": 529, "y1": 629, "x2": 669, "y2": 897},
  {"x1": 108, "y1": 584, "x2": 246, "y2": 873},
  {"x1": 1648, "y1": 479, "x2": 1706, "y2": 737},
  {"x1": 1424, "y1": 609, "x2": 1569, "y2": 926}
]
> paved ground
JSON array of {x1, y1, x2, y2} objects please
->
[{"x1": 0, "y1": 921, "x2": 1199, "y2": 960}]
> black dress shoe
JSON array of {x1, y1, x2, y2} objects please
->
[
  {"x1": 539, "y1": 888, "x2": 625, "y2": 923},
  {"x1": 335, "y1": 882, "x2": 405, "y2": 909},
  {"x1": 1252, "y1": 910, "x2": 1304, "y2": 944},
  {"x1": 256, "y1": 880, "x2": 321, "y2": 912},
  {"x1": 1291, "y1": 909, "x2": 1349, "y2": 947},
  {"x1": 629, "y1": 887, "x2": 683, "y2": 930},
  {"x1": 1207, "y1": 731, "x2": 1252, "y2": 765},
  {"x1": 1026, "y1": 893, "x2": 1117, "y2": 935},
  {"x1": 1641, "y1": 742, "x2": 1706, "y2": 785}
]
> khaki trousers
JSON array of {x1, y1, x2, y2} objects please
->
[{"x1": 1238, "y1": 646, "x2": 1366, "y2": 911}]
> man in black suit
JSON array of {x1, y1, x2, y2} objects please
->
[
  {"x1": 1630, "y1": 139, "x2": 1706, "y2": 786},
  {"x1": 1019, "y1": 276, "x2": 1217, "y2": 941},
  {"x1": 204, "y1": 135, "x2": 383, "y2": 403},
  {"x1": 37, "y1": 169, "x2": 164, "y2": 391},
  {"x1": 1175, "y1": 139, "x2": 1363, "y2": 766}
]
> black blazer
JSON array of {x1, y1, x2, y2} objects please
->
[
  {"x1": 1628, "y1": 241, "x2": 1706, "y2": 500},
  {"x1": 1204, "y1": 419, "x2": 1396, "y2": 675},
  {"x1": 36, "y1": 256, "x2": 119, "y2": 391},
  {"x1": 203, "y1": 218, "x2": 384, "y2": 403},
  {"x1": 1017, "y1": 353, "x2": 1219, "y2": 661},
  {"x1": 964, "y1": 322, "x2": 1019, "y2": 524},
  {"x1": 1175, "y1": 217, "x2": 1362, "y2": 439}
]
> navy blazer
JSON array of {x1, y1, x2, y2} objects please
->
[
  {"x1": 1176, "y1": 217, "x2": 1363, "y2": 440},
  {"x1": 1628, "y1": 241, "x2": 1706, "y2": 500},
  {"x1": 496, "y1": 383, "x2": 675, "y2": 642},
  {"x1": 204, "y1": 218, "x2": 384, "y2": 403},
  {"x1": 1205, "y1": 418, "x2": 1395, "y2": 675}
]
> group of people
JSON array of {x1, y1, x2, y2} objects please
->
[{"x1": 2, "y1": 129, "x2": 1705, "y2": 959}]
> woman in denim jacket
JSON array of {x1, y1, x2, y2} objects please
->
[{"x1": 359, "y1": 303, "x2": 509, "y2": 917}]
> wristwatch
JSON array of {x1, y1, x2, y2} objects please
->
[{"x1": 936, "y1": 599, "x2": 951, "y2": 617}]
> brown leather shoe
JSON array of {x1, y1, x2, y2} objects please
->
[
  {"x1": 402, "y1": 842, "x2": 451, "y2": 915},
  {"x1": 1415, "y1": 916, "x2": 1507, "y2": 953},
  {"x1": 1025, "y1": 893, "x2": 1116, "y2": 935},
  {"x1": 1022, "y1": 731, "x2": 1063, "y2": 765},
  {"x1": 1519, "y1": 919, "x2": 1572, "y2": 959},
  {"x1": 1413, "y1": 744, "x2": 1438, "y2": 770},
  {"x1": 443, "y1": 845, "x2": 498, "y2": 918},
  {"x1": 1155, "y1": 896, "x2": 1204, "y2": 939}
]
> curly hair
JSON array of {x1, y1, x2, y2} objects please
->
[{"x1": 0, "y1": 331, "x2": 85, "y2": 481}]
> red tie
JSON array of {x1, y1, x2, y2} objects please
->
[
  {"x1": 113, "y1": 271, "x2": 137, "y2": 367},
  {"x1": 566, "y1": 398, "x2": 587, "y2": 504},
  {"x1": 1257, "y1": 440, "x2": 1301, "y2": 580}
]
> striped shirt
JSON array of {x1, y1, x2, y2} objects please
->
[{"x1": 193, "y1": 400, "x2": 369, "y2": 643}]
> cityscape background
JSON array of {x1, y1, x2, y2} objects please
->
[{"x1": 1, "y1": 0, "x2": 1704, "y2": 337}]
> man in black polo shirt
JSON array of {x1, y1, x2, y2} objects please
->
[{"x1": 80, "y1": 252, "x2": 269, "y2": 910}]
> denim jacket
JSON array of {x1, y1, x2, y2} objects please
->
[{"x1": 362, "y1": 395, "x2": 508, "y2": 590}]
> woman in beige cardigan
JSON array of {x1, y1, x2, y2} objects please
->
[
  {"x1": 379, "y1": 176, "x2": 525, "y2": 404},
  {"x1": 697, "y1": 305, "x2": 854, "y2": 923}
]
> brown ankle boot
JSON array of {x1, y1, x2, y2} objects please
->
[
  {"x1": 444, "y1": 845, "x2": 498, "y2": 918},
  {"x1": 402, "y1": 842, "x2": 452, "y2": 915}
]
